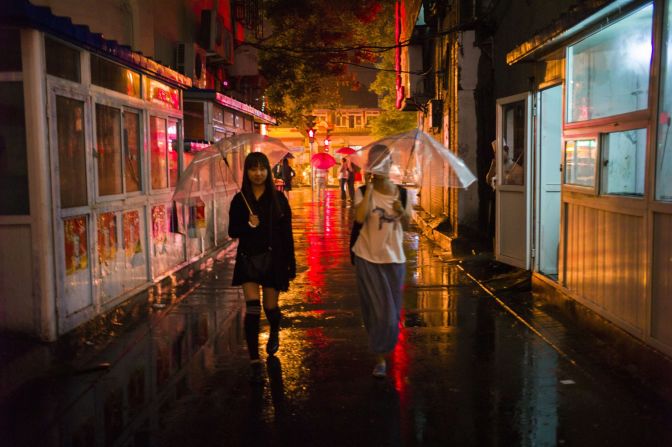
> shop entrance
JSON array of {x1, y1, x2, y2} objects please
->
[
  {"x1": 535, "y1": 85, "x2": 562, "y2": 278},
  {"x1": 495, "y1": 93, "x2": 531, "y2": 269}
]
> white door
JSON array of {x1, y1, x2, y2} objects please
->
[
  {"x1": 535, "y1": 86, "x2": 562, "y2": 277},
  {"x1": 495, "y1": 93, "x2": 531, "y2": 269}
]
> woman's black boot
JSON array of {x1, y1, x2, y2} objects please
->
[{"x1": 265, "y1": 307, "x2": 281, "y2": 355}]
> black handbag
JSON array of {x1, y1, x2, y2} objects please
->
[{"x1": 237, "y1": 250, "x2": 272, "y2": 283}]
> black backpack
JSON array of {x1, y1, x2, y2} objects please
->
[{"x1": 350, "y1": 185, "x2": 408, "y2": 265}]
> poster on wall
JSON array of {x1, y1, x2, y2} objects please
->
[
  {"x1": 123, "y1": 210, "x2": 144, "y2": 267},
  {"x1": 151, "y1": 205, "x2": 167, "y2": 256},
  {"x1": 97, "y1": 212, "x2": 117, "y2": 275},
  {"x1": 64, "y1": 216, "x2": 88, "y2": 275}
]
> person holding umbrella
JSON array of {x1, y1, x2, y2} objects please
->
[
  {"x1": 352, "y1": 144, "x2": 412, "y2": 378},
  {"x1": 228, "y1": 152, "x2": 296, "y2": 383}
]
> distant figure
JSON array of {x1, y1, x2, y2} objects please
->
[
  {"x1": 280, "y1": 158, "x2": 295, "y2": 198},
  {"x1": 346, "y1": 158, "x2": 356, "y2": 202},
  {"x1": 338, "y1": 158, "x2": 353, "y2": 202},
  {"x1": 315, "y1": 167, "x2": 327, "y2": 202}
]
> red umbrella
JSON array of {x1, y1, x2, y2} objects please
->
[
  {"x1": 335, "y1": 146, "x2": 356, "y2": 155},
  {"x1": 311, "y1": 152, "x2": 337, "y2": 169}
]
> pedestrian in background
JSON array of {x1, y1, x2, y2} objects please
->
[
  {"x1": 338, "y1": 158, "x2": 351, "y2": 202},
  {"x1": 229, "y1": 152, "x2": 296, "y2": 383},
  {"x1": 352, "y1": 144, "x2": 411, "y2": 378},
  {"x1": 280, "y1": 157, "x2": 296, "y2": 198},
  {"x1": 315, "y1": 166, "x2": 327, "y2": 202},
  {"x1": 346, "y1": 158, "x2": 356, "y2": 202}
]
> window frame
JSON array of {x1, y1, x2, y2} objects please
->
[
  {"x1": 92, "y1": 98, "x2": 145, "y2": 202},
  {"x1": 565, "y1": 2, "x2": 655, "y2": 124}
]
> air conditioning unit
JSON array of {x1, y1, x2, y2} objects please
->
[
  {"x1": 199, "y1": 10, "x2": 234, "y2": 65},
  {"x1": 176, "y1": 42, "x2": 207, "y2": 89},
  {"x1": 428, "y1": 99, "x2": 443, "y2": 129}
]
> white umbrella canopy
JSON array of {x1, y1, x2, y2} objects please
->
[
  {"x1": 173, "y1": 133, "x2": 292, "y2": 204},
  {"x1": 351, "y1": 129, "x2": 477, "y2": 189},
  {"x1": 171, "y1": 133, "x2": 292, "y2": 236}
]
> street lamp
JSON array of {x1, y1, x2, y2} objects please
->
[{"x1": 304, "y1": 115, "x2": 317, "y2": 194}]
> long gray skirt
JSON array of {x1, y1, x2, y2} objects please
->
[{"x1": 354, "y1": 256, "x2": 405, "y2": 354}]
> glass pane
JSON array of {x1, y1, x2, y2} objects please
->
[
  {"x1": 168, "y1": 120, "x2": 179, "y2": 187},
  {"x1": 601, "y1": 129, "x2": 646, "y2": 196},
  {"x1": 565, "y1": 139, "x2": 597, "y2": 187},
  {"x1": 0, "y1": 28, "x2": 22, "y2": 71},
  {"x1": 501, "y1": 101, "x2": 525, "y2": 185},
  {"x1": 91, "y1": 55, "x2": 140, "y2": 98},
  {"x1": 123, "y1": 111, "x2": 142, "y2": 192},
  {"x1": 96, "y1": 104, "x2": 122, "y2": 196},
  {"x1": 150, "y1": 116, "x2": 168, "y2": 190},
  {"x1": 567, "y1": 4, "x2": 653, "y2": 122},
  {"x1": 45, "y1": 37, "x2": 80, "y2": 82},
  {"x1": 0, "y1": 82, "x2": 29, "y2": 215},
  {"x1": 57, "y1": 96, "x2": 87, "y2": 208},
  {"x1": 656, "y1": 1, "x2": 672, "y2": 201}
]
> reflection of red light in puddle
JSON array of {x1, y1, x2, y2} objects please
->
[
  {"x1": 391, "y1": 310, "x2": 410, "y2": 404},
  {"x1": 304, "y1": 191, "x2": 340, "y2": 303},
  {"x1": 305, "y1": 327, "x2": 329, "y2": 349}
]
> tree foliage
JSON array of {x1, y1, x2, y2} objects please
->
[
  {"x1": 254, "y1": 0, "x2": 416, "y2": 134},
  {"x1": 257, "y1": 0, "x2": 385, "y2": 126}
]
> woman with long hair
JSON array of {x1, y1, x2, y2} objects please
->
[{"x1": 228, "y1": 152, "x2": 296, "y2": 382}]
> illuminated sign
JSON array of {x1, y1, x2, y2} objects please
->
[{"x1": 145, "y1": 78, "x2": 181, "y2": 110}]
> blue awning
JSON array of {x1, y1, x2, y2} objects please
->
[{"x1": 0, "y1": 0, "x2": 192, "y2": 88}]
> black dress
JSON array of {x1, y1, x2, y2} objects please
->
[{"x1": 228, "y1": 189, "x2": 296, "y2": 291}]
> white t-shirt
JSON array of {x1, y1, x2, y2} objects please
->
[{"x1": 352, "y1": 186, "x2": 412, "y2": 264}]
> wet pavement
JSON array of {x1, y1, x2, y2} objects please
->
[{"x1": 2, "y1": 187, "x2": 672, "y2": 447}]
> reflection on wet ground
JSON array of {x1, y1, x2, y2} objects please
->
[{"x1": 2, "y1": 187, "x2": 672, "y2": 446}]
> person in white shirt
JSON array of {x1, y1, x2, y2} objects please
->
[{"x1": 352, "y1": 144, "x2": 412, "y2": 378}]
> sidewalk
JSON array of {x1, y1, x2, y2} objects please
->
[{"x1": 413, "y1": 211, "x2": 672, "y2": 405}]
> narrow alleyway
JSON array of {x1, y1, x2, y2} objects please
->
[{"x1": 2, "y1": 187, "x2": 672, "y2": 447}]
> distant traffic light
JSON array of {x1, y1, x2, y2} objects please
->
[{"x1": 307, "y1": 128, "x2": 316, "y2": 143}]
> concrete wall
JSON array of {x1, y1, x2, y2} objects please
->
[{"x1": 457, "y1": 30, "x2": 480, "y2": 229}]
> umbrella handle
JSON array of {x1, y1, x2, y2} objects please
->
[{"x1": 222, "y1": 156, "x2": 254, "y2": 215}]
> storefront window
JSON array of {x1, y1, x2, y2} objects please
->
[
  {"x1": 566, "y1": 4, "x2": 653, "y2": 122},
  {"x1": 656, "y1": 0, "x2": 672, "y2": 201},
  {"x1": 123, "y1": 111, "x2": 142, "y2": 192},
  {"x1": 565, "y1": 139, "x2": 597, "y2": 187},
  {"x1": 0, "y1": 82, "x2": 29, "y2": 215},
  {"x1": 150, "y1": 116, "x2": 168, "y2": 190},
  {"x1": 96, "y1": 104, "x2": 122, "y2": 196},
  {"x1": 501, "y1": 101, "x2": 525, "y2": 186},
  {"x1": 91, "y1": 55, "x2": 141, "y2": 98},
  {"x1": 600, "y1": 129, "x2": 646, "y2": 196},
  {"x1": 45, "y1": 37, "x2": 80, "y2": 83},
  {"x1": 0, "y1": 28, "x2": 21, "y2": 72},
  {"x1": 57, "y1": 96, "x2": 87, "y2": 208},
  {"x1": 168, "y1": 120, "x2": 179, "y2": 187}
]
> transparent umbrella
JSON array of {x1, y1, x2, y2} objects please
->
[
  {"x1": 172, "y1": 134, "x2": 292, "y2": 234},
  {"x1": 351, "y1": 129, "x2": 477, "y2": 188},
  {"x1": 173, "y1": 133, "x2": 292, "y2": 205}
]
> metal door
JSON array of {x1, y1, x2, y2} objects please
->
[
  {"x1": 495, "y1": 93, "x2": 531, "y2": 269},
  {"x1": 535, "y1": 86, "x2": 562, "y2": 277}
]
